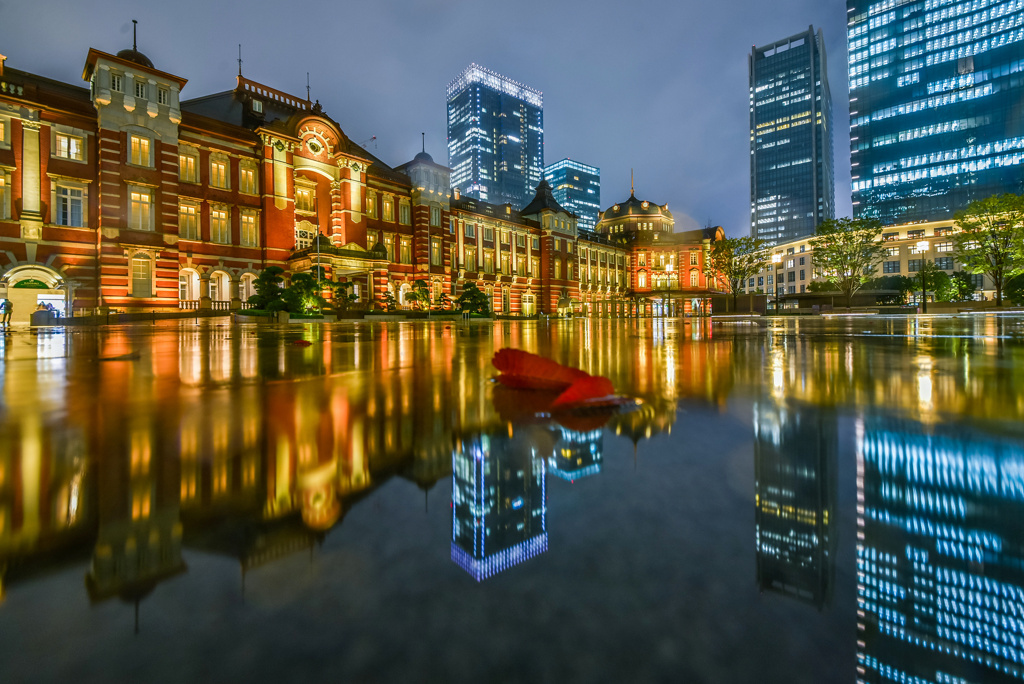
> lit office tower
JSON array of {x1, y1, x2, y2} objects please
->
[
  {"x1": 450, "y1": 426, "x2": 548, "y2": 581},
  {"x1": 544, "y1": 159, "x2": 601, "y2": 233},
  {"x1": 447, "y1": 64, "x2": 544, "y2": 210},
  {"x1": 753, "y1": 401, "x2": 837, "y2": 610},
  {"x1": 856, "y1": 416, "x2": 1024, "y2": 683},
  {"x1": 848, "y1": 1, "x2": 1024, "y2": 225},
  {"x1": 750, "y1": 26, "x2": 835, "y2": 245}
]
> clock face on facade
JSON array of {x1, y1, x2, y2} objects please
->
[{"x1": 307, "y1": 139, "x2": 322, "y2": 155}]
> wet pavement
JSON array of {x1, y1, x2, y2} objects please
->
[{"x1": 0, "y1": 315, "x2": 1022, "y2": 683}]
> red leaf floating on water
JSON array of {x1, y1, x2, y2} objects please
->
[
  {"x1": 492, "y1": 348, "x2": 588, "y2": 391},
  {"x1": 291, "y1": 340, "x2": 313, "y2": 347},
  {"x1": 551, "y1": 375, "x2": 616, "y2": 407}
]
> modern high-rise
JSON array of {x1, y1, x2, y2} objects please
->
[
  {"x1": 848, "y1": 1, "x2": 1024, "y2": 225},
  {"x1": 447, "y1": 63, "x2": 544, "y2": 210},
  {"x1": 544, "y1": 159, "x2": 601, "y2": 232},
  {"x1": 750, "y1": 26, "x2": 835, "y2": 245}
]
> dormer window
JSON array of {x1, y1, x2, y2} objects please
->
[{"x1": 252, "y1": 99, "x2": 263, "y2": 114}]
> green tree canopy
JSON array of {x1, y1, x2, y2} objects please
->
[
  {"x1": 704, "y1": 236, "x2": 769, "y2": 312},
  {"x1": 456, "y1": 283, "x2": 490, "y2": 315},
  {"x1": 282, "y1": 272, "x2": 325, "y2": 314},
  {"x1": 809, "y1": 217, "x2": 885, "y2": 307},
  {"x1": 953, "y1": 193, "x2": 1024, "y2": 306},
  {"x1": 247, "y1": 266, "x2": 286, "y2": 310}
]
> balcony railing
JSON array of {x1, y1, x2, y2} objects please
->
[{"x1": 179, "y1": 300, "x2": 200, "y2": 310}]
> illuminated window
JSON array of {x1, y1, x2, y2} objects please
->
[
  {"x1": 465, "y1": 246, "x2": 476, "y2": 269},
  {"x1": 430, "y1": 205, "x2": 441, "y2": 227},
  {"x1": 55, "y1": 185, "x2": 85, "y2": 227},
  {"x1": 296, "y1": 186, "x2": 315, "y2": 213},
  {"x1": 484, "y1": 250, "x2": 494, "y2": 274},
  {"x1": 501, "y1": 253, "x2": 510, "y2": 275},
  {"x1": 366, "y1": 193, "x2": 377, "y2": 218},
  {"x1": 131, "y1": 255, "x2": 152, "y2": 297},
  {"x1": 178, "y1": 149, "x2": 198, "y2": 182},
  {"x1": 210, "y1": 157, "x2": 229, "y2": 189},
  {"x1": 211, "y1": 207, "x2": 230, "y2": 244},
  {"x1": 690, "y1": 270, "x2": 698, "y2": 287},
  {"x1": 178, "y1": 201, "x2": 198, "y2": 239},
  {"x1": 935, "y1": 241, "x2": 953, "y2": 253},
  {"x1": 554, "y1": 259, "x2": 561, "y2": 280},
  {"x1": 400, "y1": 237, "x2": 412, "y2": 264},
  {"x1": 0, "y1": 173, "x2": 8, "y2": 219},
  {"x1": 638, "y1": 271, "x2": 646, "y2": 288},
  {"x1": 55, "y1": 133, "x2": 84, "y2": 161},
  {"x1": 430, "y1": 237, "x2": 442, "y2": 266},
  {"x1": 399, "y1": 202, "x2": 411, "y2": 225},
  {"x1": 239, "y1": 164, "x2": 257, "y2": 194},
  {"x1": 384, "y1": 233, "x2": 394, "y2": 261},
  {"x1": 129, "y1": 134, "x2": 151, "y2": 166},
  {"x1": 383, "y1": 196, "x2": 394, "y2": 222},
  {"x1": 531, "y1": 257, "x2": 539, "y2": 276},
  {"x1": 129, "y1": 187, "x2": 153, "y2": 231},
  {"x1": 240, "y1": 210, "x2": 258, "y2": 247}
]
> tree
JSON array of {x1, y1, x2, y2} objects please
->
[
  {"x1": 914, "y1": 260, "x2": 945, "y2": 311},
  {"x1": 862, "y1": 275, "x2": 915, "y2": 305},
  {"x1": 436, "y1": 291, "x2": 453, "y2": 311},
  {"x1": 456, "y1": 283, "x2": 490, "y2": 315},
  {"x1": 809, "y1": 217, "x2": 885, "y2": 308},
  {"x1": 953, "y1": 193, "x2": 1024, "y2": 306},
  {"x1": 405, "y1": 279, "x2": 431, "y2": 311},
  {"x1": 1004, "y1": 272, "x2": 1024, "y2": 306},
  {"x1": 282, "y1": 272, "x2": 325, "y2": 314},
  {"x1": 936, "y1": 271, "x2": 978, "y2": 303},
  {"x1": 247, "y1": 266, "x2": 286, "y2": 310},
  {"x1": 380, "y1": 290, "x2": 398, "y2": 312},
  {"x1": 704, "y1": 236, "x2": 769, "y2": 312},
  {"x1": 328, "y1": 280, "x2": 359, "y2": 313}
]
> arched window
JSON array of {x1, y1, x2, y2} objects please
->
[
  {"x1": 179, "y1": 269, "x2": 200, "y2": 301},
  {"x1": 240, "y1": 273, "x2": 256, "y2": 302},
  {"x1": 638, "y1": 271, "x2": 647, "y2": 289}
]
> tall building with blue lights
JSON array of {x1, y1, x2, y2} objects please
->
[
  {"x1": 856, "y1": 416, "x2": 1024, "y2": 683},
  {"x1": 447, "y1": 64, "x2": 544, "y2": 211},
  {"x1": 451, "y1": 427, "x2": 548, "y2": 581},
  {"x1": 750, "y1": 26, "x2": 835, "y2": 246},
  {"x1": 544, "y1": 159, "x2": 601, "y2": 233},
  {"x1": 848, "y1": 0, "x2": 1024, "y2": 225}
]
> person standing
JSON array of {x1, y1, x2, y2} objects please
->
[{"x1": 0, "y1": 299, "x2": 10, "y2": 327}]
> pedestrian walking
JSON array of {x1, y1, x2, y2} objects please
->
[{"x1": 0, "y1": 299, "x2": 11, "y2": 328}]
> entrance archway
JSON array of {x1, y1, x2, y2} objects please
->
[{"x1": 1, "y1": 265, "x2": 68, "y2": 325}]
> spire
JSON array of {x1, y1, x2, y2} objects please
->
[
  {"x1": 630, "y1": 168, "x2": 635, "y2": 197},
  {"x1": 421, "y1": 132, "x2": 425, "y2": 154},
  {"x1": 306, "y1": 72, "x2": 311, "y2": 103},
  {"x1": 237, "y1": 44, "x2": 243, "y2": 77},
  {"x1": 132, "y1": 19, "x2": 138, "y2": 51}
]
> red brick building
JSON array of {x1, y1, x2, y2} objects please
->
[{"x1": 0, "y1": 41, "x2": 725, "y2": 324}]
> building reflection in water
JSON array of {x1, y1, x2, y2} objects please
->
[
  {"x1": 753, "y1": 401, "x2": 837, "y2": 610},
  {"x1": 451, "y1": 425, "x2": 550, "y2": 582},
  {"x1": 548, "y1": 427, "x2": 604, "y2": 482},
  {"x1": 856, "y1": 415, "x2": 1024, "y2": 683}
]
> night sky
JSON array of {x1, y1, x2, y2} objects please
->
[{"x1": 0, "y1": 0, "x2": 851, "y2": 236}]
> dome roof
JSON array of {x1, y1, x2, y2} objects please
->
[
  {"x1": 414, "y1": 151, "x2": 434, "y2": 163},
  {"x1": 116, "y1": 48, "x2": 154, "y2": 69},
  {"x1": 601, "y1": 194, "x2": 671, "y2": 220}
]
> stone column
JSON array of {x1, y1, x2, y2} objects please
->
[
  {"x1": 19, "y1": 120, "x2": 43, "y2": 240},
  {"x1": 229, "y1": 277, "x2": 241, "y2": 311},
  {"x1": 199, "y1": 276, "x2": 211, "y2": 310}
]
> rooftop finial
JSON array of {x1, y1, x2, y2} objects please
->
[
  {"x1": 421, "y1": 132, "x2": 425, "y2": 154},
  {"x1": 306, "y1": 72, "x2": 310, "y2": 103},
  {"x1": 132, "y1": 19, "x2": 138, "y2": 50},
  {"x1": 631, "y1": 168, "x2": 635, "y2": 196},
  {"x1": 238, "y1": 44, "x2": 242, "y2": 77}
]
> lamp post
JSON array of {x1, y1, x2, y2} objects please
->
[
  {"x1": 771, "y1": 253, "x2": 782, "y2": 311},
  {"x1": 916, "y1": 240, "x2": 929, "y2": 313}
]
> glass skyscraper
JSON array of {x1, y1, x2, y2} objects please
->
[
  {"x1": 856, "y1": 415, "x2": 1024, "y2": 683},
  {"x1": 447, "y1": 64, "x2": 544, "y2": 210},
  {"x1": 848, "y1": 0, "x2": 1024, "y2": 225},
  {"x1": 750, "y1": 26, "x2": 835, "y2": 246},
  {"x1": 543, "y1": 159, "x2": 601, "y2": 233}
]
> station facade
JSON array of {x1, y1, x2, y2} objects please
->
[{"x1": 0, "y1": 42, "x2": 725, "y2": 324}]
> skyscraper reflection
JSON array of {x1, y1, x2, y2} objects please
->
[
  {"x1": 548, "y1": 427, "x2": 604, "y2": 482},
  {"x1": 856, "y1": 416, "x2": 1024, "y2": 683},
  {"x1": 451, "y1": 425, "x2": 549, "y2": 581},
  {"x1": 753, "y1": 401, "x2": 837, "y2": 610}
]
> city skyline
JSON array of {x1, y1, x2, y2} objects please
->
[{"x1": 0, "y1": 0, "x2": 852, "y2": 238}]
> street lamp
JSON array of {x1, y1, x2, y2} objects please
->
[
  {"x1": 771, "y1": 253, "x2": 782, "y2": 310},
  {"x1": 916, "y1": 240, "x2": 929, "y2": 313}
]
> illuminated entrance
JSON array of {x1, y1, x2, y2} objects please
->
[{"x1": 0, "y1": 265, "x2": 70, "y2": 325}]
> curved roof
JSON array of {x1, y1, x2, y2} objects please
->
[
  {"x1": 521, "y1": 179, "x2": 568, "y2": 216},
  {"x1": 601, "y1": 194, "x2": 672, "y2": 221},
  {"x1": 413, "y1": 151, "x2": 434, "y2": 163},
  {"x1": 115, "y1": 48, "x2": 154, "y2": 69}
]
